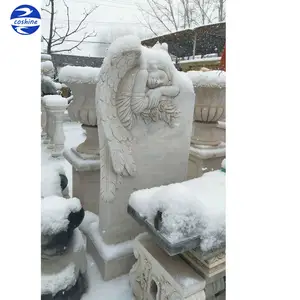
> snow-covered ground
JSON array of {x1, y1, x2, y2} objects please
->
[
  {"x1": 83, "y1": 255, "x2": 132, "y2": 300},
  {"x1": 42, "y1": 122, "x2": 133, "y2": 300}
]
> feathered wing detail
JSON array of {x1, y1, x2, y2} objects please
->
[
  {"x1": 115, "y1": 67, "x2": 141, "y2": 130},
  {"x1": 95, "y1": 36, "x2": 142, "y2": 202}
]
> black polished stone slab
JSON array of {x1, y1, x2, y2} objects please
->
[
  {"x1": 128, "y1": 205, "x2": 225, "y2": 258},
  {"x1": 128, "y1": 205, "x2": 198, "y2": 256}
]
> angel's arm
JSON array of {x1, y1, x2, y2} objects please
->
[
  {"x1": 146, "y1": 85, "x2": 180, "y2": 109},
  {"x1": 157, "y1": 85, "x2": 180, "y2": 97}
]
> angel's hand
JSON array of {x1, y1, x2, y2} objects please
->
[{"x1": 146, "y1": 88, "x2": 162, "y2": 108}]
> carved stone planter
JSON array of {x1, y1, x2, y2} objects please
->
[
  {"x1": 193, "y1": 86, "x2": 225, "y2": 146},
  {"x1": 187, "y1": 71, "x2": 226, "y2": 147},
  {"x1": 187, "y1": 71, "x2": 226, "y2": 178},
  {"x1": 59, "y1": 66, "x2": 100, "y2": 158}
]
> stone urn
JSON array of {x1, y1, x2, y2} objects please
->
[
  {"x1": 58, "y1": 66, "x2": 100, "y2": 158},
  {"x1": 187, "y1": 70, "x2": 226, "y2": 147}
]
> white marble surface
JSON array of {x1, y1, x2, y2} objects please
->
[{"x1": 95, "y1": 37, "x2": 195, "y2": 245}]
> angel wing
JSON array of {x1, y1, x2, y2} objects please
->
[{"x1": 95, "y1": 35, "x2": 142, "y2": 202}]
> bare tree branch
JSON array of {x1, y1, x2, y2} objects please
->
[
  {"x1": 193, "y1": 0, "x2": 215, "y2": 24},
  {"x1": 136, "y1": 14, "x2": 158, "y2": 36},
  {"x1": 52, "y1": 5, "x2": 98, "y2": 46},
  {"x1": 50, "y1": 32, "x2": 96, "y2": 53},
  {"x1": 137, "y1": 0, "x2": 172, "y2": 33},
  {"x1": 41, "y1": 8, "x2": 51, "y2": 14},
  {"x1": 42, "y1": 35, "x2": 48, "y2": 43},
  {"x1": 136, "y1": 0, "x2": 223, "y2": 36},
  {"x1": 43, "y1": 0, "x2": 98, "y2": 54}
]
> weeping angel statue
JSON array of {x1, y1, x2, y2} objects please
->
[{"x1": 95, "y1": 36, "x2": 180, "y2": 202}]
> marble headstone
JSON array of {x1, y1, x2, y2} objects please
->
[{"x1": 95, "y1": 36, "x2": 195, "y2": 245}]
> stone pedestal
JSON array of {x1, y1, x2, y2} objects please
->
[
  {"x1": 76, "y1": 125, "x2": 99, "y2": 157},
  {"x1": 181, "y1": 251, "x2": 226, "y2": 299},
  {"x1": 64, "y1": 148, "x2": 100, "y2": 214},
  {"x1": 41, "y1": 99, "x2": 47, "y2": 138},
  {"x1": 42, "y1": 100, "x2": 51, "y2": 145},
  {"x1": 42, "y1": 96, "x2": 68, "y2": 157},
  {"x1": 188, "y1": 143, "x2": 226, "y2": 179},
  {"x1": 79, "y1": 211, "x2": 136, "y2": 281},
  {"x1": 192, "y1": 122, "x2": 224, "y2": 147}
]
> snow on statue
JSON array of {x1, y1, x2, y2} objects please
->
[{"x1": 95, "y1": 36, "x2": 181, "y2": 203}]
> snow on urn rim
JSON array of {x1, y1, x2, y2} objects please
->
[
  {"x1": 58, "y1": 65, "x2": 101, "y2": 84},
  {"x1": 41, "y1": 196, "x2": 82, "y2": 235},
  {"x1": 187, "y1": 70, "x2": 226, "y2": 88},
  {"x1": 42, "y1": 95, "x2": 68, "y2": 107}
]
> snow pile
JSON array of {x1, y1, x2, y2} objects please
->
[
  {"x1": 43, "y1": 95, "x2": 68, "y2": 107},
  {"x1": 82, "y1": 255, "x2": 133, "y2": 300},
  {"x1": 187, "y1": 70, "x2": 226, "y2": 88},
  {"x1": 42, "y1": 263, "x2": 77, "y2": 296},
  {"x1": 106, "y1": 35, "x2": 141, "y2": 59},
  {"x1": 41, "y1": 196, "x2": 82, "y2": 235},
  {"x1": 41, "y1": 165, "x2": 65, "y2": 198},
  {"x1": 129, "y1": 171, "x2": 225, "y2": 252},
  {"x1": 41, "y1": 60, "x2": 55, "y2": 76},
  {"x1": 41, "y1": 53, "x2": 52, "y2": 61},
  {"x1": 59, "y1": 66, "x2": 100, "y2": 84},
  {"x1": 79, "y1": 211, "x2": 134, "y2": 261}
]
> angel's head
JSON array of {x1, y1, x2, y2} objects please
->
[{"x1": 147, "y1": 61, "x2": 170, "y2": 89}]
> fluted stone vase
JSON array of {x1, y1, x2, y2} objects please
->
[
  {"x1": 59, "y1": 66, "x2": 101, "y2": 159},
  {"x1": 192, "y1": 81, "x2": 225, "y2": 147}
]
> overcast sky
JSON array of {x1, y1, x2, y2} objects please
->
[{"x1": 41, "y1": 0, "x2": 153, "y2": 56}]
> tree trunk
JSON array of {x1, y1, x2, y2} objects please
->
[
  {"x1": 47, "y1": 0, "x2": 55, "y2": 54},
  {"x1": 219, "y1": 0, "x2": 224, "y2": 22}
]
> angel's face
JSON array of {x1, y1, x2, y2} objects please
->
[{"x1": 147, "y1": 69, "x2": 168, "y2": 89}]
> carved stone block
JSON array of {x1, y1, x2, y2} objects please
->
[{"x1": 129, "y1": 233, "x2": 206, "y2": 300}]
